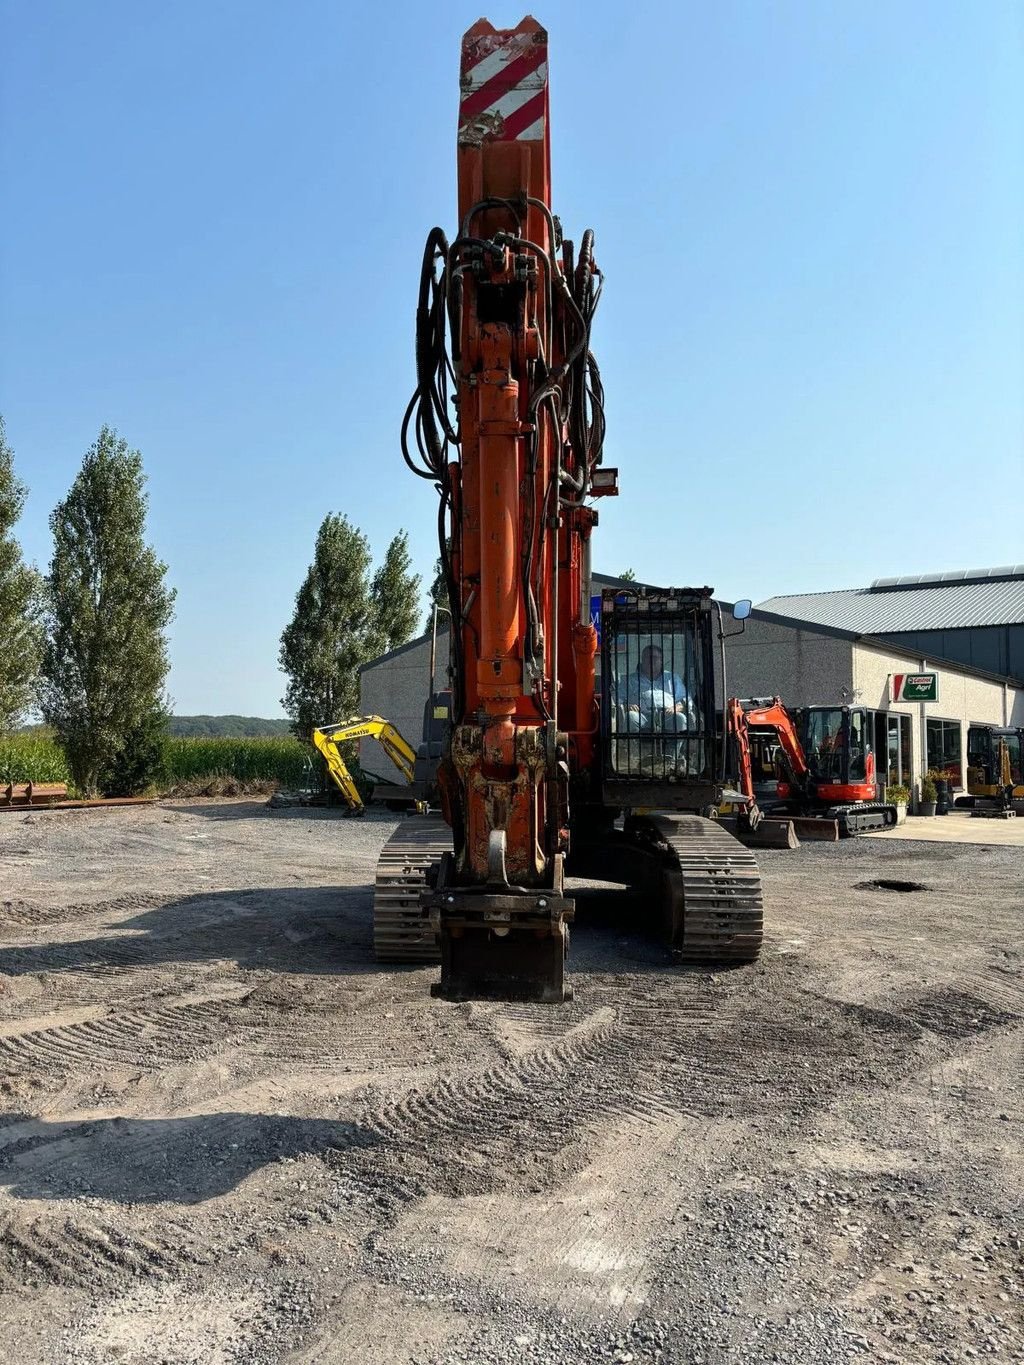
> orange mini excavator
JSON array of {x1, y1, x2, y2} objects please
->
[
  {"x1": 371, "y1": 18, "x2": 763, "y2": 1001},
  {"x1": 727, "y1": 697, "x2": 898, "y2": 837}
]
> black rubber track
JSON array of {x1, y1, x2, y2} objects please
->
[{"x1": 645, "y1": 813, "x2": 764, "y2": 964}]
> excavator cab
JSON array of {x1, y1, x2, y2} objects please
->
[
  {"x1": 599, "y1": 586, "x2": 724, "y2": 813},
  {"x1": 788, "y1": 706, "x2": 877, "y2": 803}
]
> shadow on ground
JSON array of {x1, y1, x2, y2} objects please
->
[
  {"x1": 0, "y1": 885, "x2": 394, "y2": 978},
  {"x1": 0, "y1": 881, "x2": 694, "y2": 982},
  {"x1": 168, "y1": 799, "x2": 402, "y2": 826},
  {"x1": 0, "y1": 1111, "x2": 374, "y2": 1203},
  {"x1": 160, "y1": 798, "x2": 280, "y2": 822}
]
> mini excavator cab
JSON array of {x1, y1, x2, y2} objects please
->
[
  {"x1": 599, "y1": 586, "x2": 725, "y2": 814},
  {"x1": 790, "y1": 705, "x2": 877, "y2": 803}
]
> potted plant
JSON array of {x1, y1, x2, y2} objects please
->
[
  {"x1": 886, "y1": 783, "x2": 910, "y2": 825},
  {"x1": 919, "y1": 774, "x2": 938, "y2": 817}
]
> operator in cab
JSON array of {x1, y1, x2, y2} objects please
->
[{"x1": 625, "y1": 644, "x2": 693, "y2": 736}]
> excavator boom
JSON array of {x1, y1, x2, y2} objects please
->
[
  {"x1": 313, "y1": 717, "x2": 417, "y2": 814},
  {"x1": 371, "y1": 18, "x2": 766, "y2": 997},
  {"x1": 395, "y1": 16, "x2": 612, "y2": 1000}
]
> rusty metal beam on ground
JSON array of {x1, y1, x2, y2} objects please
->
[
  {"x1": 1, "y1": 782, "x2": 69, "y2": 807},
  {"x1": 0, "y1": 795, "x2": 156, "y2": 814}
]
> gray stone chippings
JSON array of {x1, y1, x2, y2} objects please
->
[{"x1": 0, "y1": 801, "x2": 1019, "y2": 1364}]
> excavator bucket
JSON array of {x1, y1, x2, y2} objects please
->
[
  {"x1": 731, "y1": 816, "x2": 800, "y2": 850},
  {"x1": 431, "y1": 916, "x2": 573, "y2": 1003},
  {"x1": 792, "y1": 816, "x2": 841, "y2": 842}
]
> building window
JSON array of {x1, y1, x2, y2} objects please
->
[
  {"x1": 969, "y1": 725, "x2": 1024, "y2": 788},
  {"x1": 926, "y1": 718, "x2": 962, "y2": 787},
  {"x1": 887, "y1": 713, "x2": 911, "y2": 786}
]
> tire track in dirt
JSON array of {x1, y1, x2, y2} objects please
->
[
  {"x1": 0, "y1": 893, "x2": 167, "y2": 937},
  {"x1": 0, "y1": 998, "x2": 243, "y2": 1089},
  {"x1": 349, "y1": 969, "x2": 961, "y2": 1340},
  {"x1": 348, "y1": 985, "x2": 744, "y2": 1205},
  {"x1": 0, "y1": 992, "x2": 475, "y2": 1108},
  {"x1": 0, "y1": 1212, "x2": 182, "y2": 1292},
  {"x1": 900, "y1": 985, "x2": 1021, "y2": 1040},
  {"x1": 348, "y1": 963, "x2": 1014, "y2": 1224},
  {"x1": 0, "y1": 936, "x2": 181, "y2": 979}
]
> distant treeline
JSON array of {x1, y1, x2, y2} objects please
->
[{"x1": 167, "y1": 715, "x2": 293, "y2": 739}]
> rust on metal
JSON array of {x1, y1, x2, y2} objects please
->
[
  {"x1": 0, "y1": 793, "x2": 155, "y2": 814},
  {"x1": 1, "y1": 781, "x2": 69, "y2": 808}
]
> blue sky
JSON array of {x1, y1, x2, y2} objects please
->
[{"x1": 3, "y1": 1, "x2": 1021, "y2": 715}]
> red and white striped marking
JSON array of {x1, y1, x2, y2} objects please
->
[{"x1": 459, "y1": 24, "x2": 548, "y2": 144}]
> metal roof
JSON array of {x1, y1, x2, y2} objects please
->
[
  {"x1": 870, "y1": 565, "x2": 1024, "y2": 592},
  {"x1": 758, "y1": 572, "x2": 1024, "y2": 633}
]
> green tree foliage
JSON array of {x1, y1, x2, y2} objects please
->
[
  {"x1": 40, "y1": 427, "x2": 176, "y2": 796},
  {"x1": 619, "y1": 568, "x2": 638, "y2": 582},
  {"x1": 424, "y1": 548, "x2": 451, "y2": 632},
  {"x1": 0, "y1": 417, "x2": 43, "y2": 735},
  {"x1": 370, "y1": 530, "x2": 420, "y2": 653},
  {"x1": 279, "y1": 514, "x2": 376, "y2": 738},
  {"x1": 98, "y1": 703, "x2": 169, "y2": 798}
]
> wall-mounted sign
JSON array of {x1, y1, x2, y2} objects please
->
[
  {"x1": 891, "y1": 672, "x2": 938, "y2": 702},
  {"x1": 590, "y1": 594, "x2": 602, "y2": 643}
]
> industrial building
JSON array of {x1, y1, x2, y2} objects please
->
[
  {"x1": 360, "y1": 566, "x2": 1024, "y2": 799},
  {"x1": 758, "y1": 566, "x2": 1024, "y2": 681},
  {"x1": 730, "y1": 567, "x2": 1024, "y2": 794}
]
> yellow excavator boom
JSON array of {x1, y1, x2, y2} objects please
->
[{"x1": 312, "y1": 716, "x2": 418, "y2": 813}]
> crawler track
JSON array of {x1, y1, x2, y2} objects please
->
[
  {"x1": 829, "y1": 802, "x2": 898, "y2": 835},
  {"x1": 646, "y1": 813, "x2": 764, "y2": 963},
  {"x1": 372, "y1": 817, "x2": 450, "y2": 962}
]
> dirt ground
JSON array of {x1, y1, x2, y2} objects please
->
[{"x1": 0, "y1": 800, "x2": 1020, "y2": 1365}]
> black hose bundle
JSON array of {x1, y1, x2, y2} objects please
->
[
  {"x1": 401, "y1": 227, "x2": 456, "y2": 483},
  {"x1": 401, "y1": 209, "x2": 605, "y2": 721}
]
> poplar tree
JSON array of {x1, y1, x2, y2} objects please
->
[
  {"x1": 41, "y1": 427, "x2": 175, "y2": 796},
  {"x1": 0, "y1": 417, "x2": 43, "y2": 734},
  {"x1": 279, "y1": 514, "x2": 375, "y2": 737},
  {"x1": 423, "y1": 550, "x2": 451, "y2": 633},
  {"x1": 370, "y1": 530, "x2": 420, "y2": 653}
]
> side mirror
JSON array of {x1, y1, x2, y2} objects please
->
[{"x1": 732, "y1": 599, "x2": 752, "y2": 621}]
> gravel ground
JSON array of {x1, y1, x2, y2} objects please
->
[{"x1": 0, "y1": 799, "x2": 1020, "y2": 1364}]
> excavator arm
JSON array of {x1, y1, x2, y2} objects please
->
[
  {"x1": 312, "y1": 717, "x2": 417, "y2": 815},
  {"x1": 400, "y1": 17, "x2": 612, "y2": 1000},
  {"x1": 728, "y1": 696, "x2": 812, "y2": 800}
]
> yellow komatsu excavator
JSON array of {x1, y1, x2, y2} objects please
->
[{"x1": 312, "y1": 717, "x2": 422, "y2": 816}]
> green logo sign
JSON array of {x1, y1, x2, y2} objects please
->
[{"x1": 891, "y1": 672, "x2": 938, "y2": 702}]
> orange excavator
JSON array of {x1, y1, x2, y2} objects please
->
[
  {"x1": 372, "y1": 17, "x2": 763, "y2": 1000},
  {"x1": 728, "y1": 697, "x2": 897, "y2": 837}
]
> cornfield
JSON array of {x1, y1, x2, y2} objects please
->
[
  {"x1": 0, "y1": 735, "x2": 71, "y2": 786},
  {"x1": 163, "y1": 737, "x2": 310, "y2": 789},
  {"x1": 0, "y1": 733, "x2": 312, "y2": 795}
]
